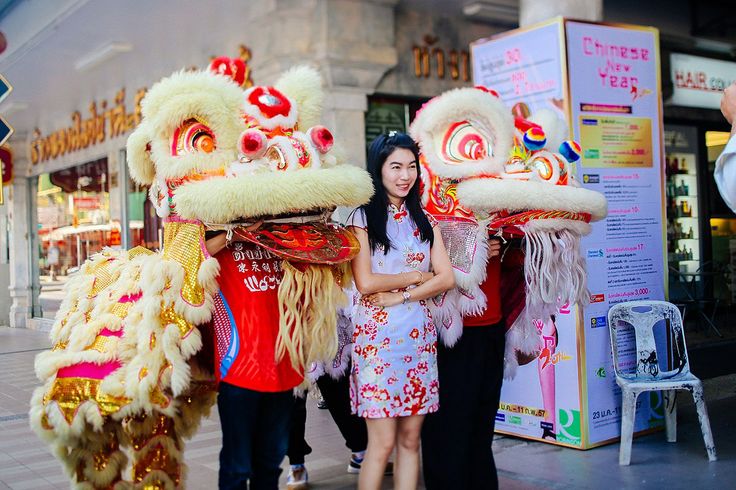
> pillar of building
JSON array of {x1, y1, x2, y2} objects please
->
[
  {"x1": 519, "y1": 0, "x2": 603, "y2": 27},
  {"x1": 8, "y1": 141, "x2": 33, "y2": 329},
  {"x1": 246, "y1": 0, "x2": 399, "y2": 168},
  {"x1": 0, "y1": 185, "x2": 9, "y2": 326}
]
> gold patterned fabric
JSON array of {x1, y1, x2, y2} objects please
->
[
  {"x1": 43, "y1": 378, "x2": 131, "y2": 424},
  {"x1": 162, "y1": 221, "x2": 207, "y2": 307}
]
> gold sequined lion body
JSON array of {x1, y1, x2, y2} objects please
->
[{"x1": 30, "y1": 60, "x2": 373, "y2": 489}]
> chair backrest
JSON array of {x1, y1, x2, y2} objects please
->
[{"x1": 607, "y1": 300, "x2": 690, "y2": 380}]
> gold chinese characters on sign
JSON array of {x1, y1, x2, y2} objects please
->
[
  {"x1": 30, "y1": 43, "x2": 256, "y2": 165},
  {"x1": 30, "y1": 88, "x2": 146, "y2": 165},
  {"x1": 412, "y1": 35, "x2": 470, "y2": 82}
]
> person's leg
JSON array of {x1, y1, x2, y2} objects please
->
[
  {"x1": 421, "y1": 329, "x2": 480, "y2": 490},
  {"x1": 359, "y1": 418, "x2": 396, "y2": 490},
  {"x1": 317, "y1": 370, "x2": 368, "y2": 453},
  {"x1": 250, "y1": 390, "x2": 295, "y2": 490},
  {"x1": 394, "y1": 415, "x2": 424, "y2": 490},
  {"x1": 287, "y1": 393, "x2": 311, "y2": 465},
  {"x1": 286, "y1": 392, "x2": 311, "y2": 488},
  {"x1": 217, "y1": 382, "x2": 259, "y2": 490},
  {"x1": 468, "y1": 325, "x2": 506, "y2": 490}
]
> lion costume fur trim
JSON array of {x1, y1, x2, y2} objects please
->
[
  {"x1": 457, "y1": 178, "x2": 608, "y2": 221},
  {"x1": 409, "y1": 87, "x2": 514, "y2": 181},
  {"x1": 172, "y1": 165, "x2": 374, "y2": 222},
  {"x1": 275, "y1": 65, "x2": 325, "y2": 130},
  {"x1": 31, "y1": 224, "x2": 219, "y2": 441}
]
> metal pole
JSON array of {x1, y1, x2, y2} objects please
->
[{"x1": 119, "y1": 149, "x2": 131, "y2": 250}]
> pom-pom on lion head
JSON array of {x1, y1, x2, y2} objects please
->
[{"x1": 127, "y1": 60, "x2": 373, "y2": 225}]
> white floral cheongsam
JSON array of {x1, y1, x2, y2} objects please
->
[{"x1": 348, "y1": 204, "x2": 439, "y2": 418}]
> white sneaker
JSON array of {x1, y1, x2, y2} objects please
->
[
  {"x1": 287, "y1": 464, "x2": 308, "y2": 489},
  {"x1": 347, "y1": 453, "x2": 363, "y2": 474},
  {"x1": 347, "y1": 453, "x2": 393, "y2": 475}
]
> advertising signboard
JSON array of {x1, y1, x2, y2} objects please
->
[
  {"x1": 471, "y1": 19, "x2": 666, "y2": 449},
  {"x1": 670, "y1": 53, "x2": 736, "y2": 109}
]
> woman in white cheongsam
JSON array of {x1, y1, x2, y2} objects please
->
[{"x1": 347, "y1": 132, "x2": 455, "y2": 490}]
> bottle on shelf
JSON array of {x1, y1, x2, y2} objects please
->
[
  {"x1": 687, "y1": 226, "x2": 694, "y2": 239},
  {"x1": 672, "y1": 156, "x2": 680, "y2": 174},
  {"x1": 681, "y1": 200, "x2": 692, "y2": 217},
  {"x1": 679, "y1": 157, "x2": 688, "y2": 173}
]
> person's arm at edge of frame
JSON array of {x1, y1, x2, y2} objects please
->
[
  {"x1": 714, "y1": 82, "x2": 736, "y2": 214},
  {"x1": 349, "y1": 225, "x2": 435, "y2": 295}
]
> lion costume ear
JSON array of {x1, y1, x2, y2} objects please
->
[
  {"x1": 275, "y1": 65, "x2": 324, "y2": 129},
  {"x1": 126, "y1": 122, "x2": 155, "y2": 186}
]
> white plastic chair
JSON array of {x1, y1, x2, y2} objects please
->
[{"x1": 607, "y1": 300, "x2": 717, "y2": 465}]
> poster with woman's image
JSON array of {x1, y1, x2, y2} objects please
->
[{"x1": 496, "y1": 307, "x2": 584, "y2": 446}]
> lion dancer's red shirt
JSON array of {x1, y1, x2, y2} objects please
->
[
  {"x1": 463, "y1": 256, "x2": 502, "y2": 327},
  {"x1": 211, "y1": 241, "x2": 303, "y2": 392}
]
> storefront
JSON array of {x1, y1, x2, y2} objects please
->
[
  {"x1": 661, "y1": 48, "x2": 736, "y2": 340},
  {"x1": 6, "y1": 0, "x2": 732, "y2": 333},
  {"x1": 364, "y1": 4, "x2": 507, "y2": 161}
]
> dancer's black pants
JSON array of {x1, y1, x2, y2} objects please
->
[
  {"x1": 287, "y1": 365, "x2": 368, "y2": 465},
  {"x1": 421, "y1": 325, "x2": 506, "y2": 490}
]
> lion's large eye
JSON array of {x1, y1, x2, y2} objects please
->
[
  {"x1": 172, "y1": 118, "x2": 216, "y2": 155},
  {"x1": 437, "y1": 121, "x2": 491, "y2": 165},
  {"x1": 528, "y1": 151, "x2": 564, "y2": 184}
]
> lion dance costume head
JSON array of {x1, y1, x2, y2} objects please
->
[
  {"x1": 30, "y1": 59, "x2": 372, "y2": 489},
  {"x1": 409, "y1": 86, "x2": 607, "y2": 374}
]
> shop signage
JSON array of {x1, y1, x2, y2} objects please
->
[
  {"x1": 29, "y1": 44, "x2": 255, "y2": 166},
  {"x1": 0, "y1": 115, "x2": 12, "y2": 148},
  {"x1": 0, "y1": 73, "x2": 11, "y2": 104},
  {"x1": 73, "y1": 196, "x2": 102, "y2": 210},
  {"x1": 30, "y1": 87, "x2": 146, "y2": 166},
  {"x1": 670, "y1": 53, "x2": 736, "y2": 109},
  {"x1": 412, "y1": 35, "x2": 470, "y2": 82},
  {"x1": 0, "y1": 145, "x2": 11, "y2": 185}
]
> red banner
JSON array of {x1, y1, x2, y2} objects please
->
[{"x1": 73, "y1": 196, "x2": 101, "y2": 210}]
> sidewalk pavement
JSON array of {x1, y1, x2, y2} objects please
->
[{"x1": 0, "y1": 326, "x2": 733, "y2": 489}]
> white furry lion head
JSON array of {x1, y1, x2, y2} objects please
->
[
  {"x1": 127, "y1": 60, "x2": 373, "y2": 224},
  {"x1": 410, "y1": 86, "x2": 609, "y2": 325}
]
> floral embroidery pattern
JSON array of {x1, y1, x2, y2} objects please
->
[{"x1": 349, "y1": 204, "x2": 439, "y2": 418}]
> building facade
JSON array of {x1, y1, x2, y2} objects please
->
[{"x1": 1, "y1": 0, "x2": 734, "y2": 329}]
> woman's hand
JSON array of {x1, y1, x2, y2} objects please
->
[{"x1": 366, "y1": 291, "x2": 403, "y2": 307}]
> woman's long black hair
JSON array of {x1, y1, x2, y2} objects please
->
[{"x1": 360, "y1": 132, "x2": 434, "y2": 254}]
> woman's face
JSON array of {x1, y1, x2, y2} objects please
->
[{"x1": 381, "y1": 148, "x2": 418, "y2": 205}]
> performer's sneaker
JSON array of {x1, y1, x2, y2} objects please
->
[
  {"x1": 347, "y1": 453, "x2": 393, "y2": 475},
  {"x1": 287, "y1": 464, "x2": 308, "y2": 489},
  {"x1": 347, "y1": 452, "x2": 363, "y2": 474}
]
